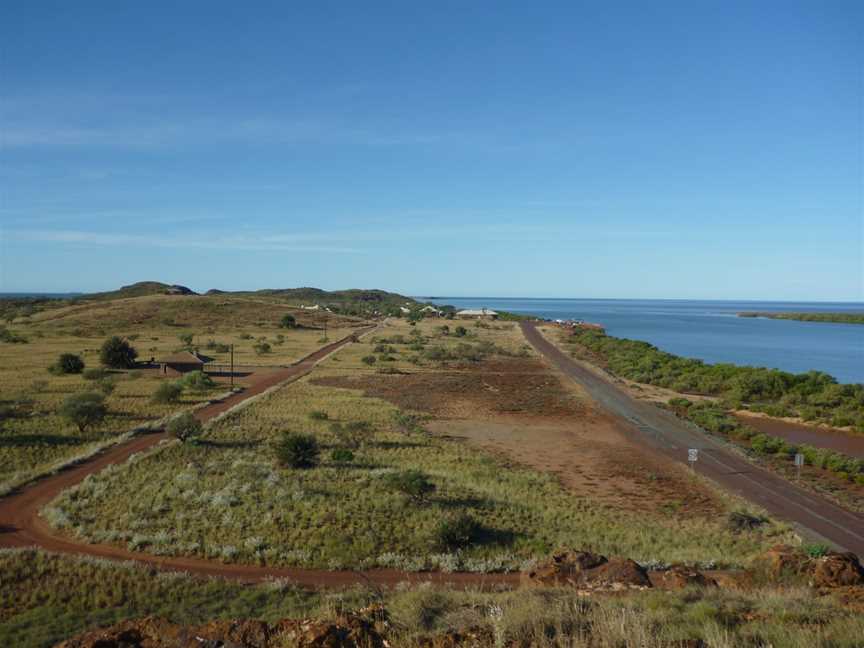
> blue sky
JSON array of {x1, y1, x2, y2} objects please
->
[{"x1": 1, "y1": 1, "x2": 861, "y2": 300}]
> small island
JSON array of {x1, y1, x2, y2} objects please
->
[{"x1": 738, "y1": 312, "x2": 864, "y2": 325}]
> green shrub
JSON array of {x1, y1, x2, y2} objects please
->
[
  {"x1": 0, "y1": 326, "x2": 28, "y2": 343},
  {"x1": 435, "y1": 512, "x2": 481, "y2": 550},
  {"x1": 276, "y1": 432, "x2": 320, "y2": 469},
  {"x1": 309, "y1": 410, "x2": 329, "y2": 421},
  {"x1": 100, "y1": 336, "x2": 138, "y2": 369},
  {"x1": 59, "y1": 392, "x2": 107, "y2": 433},
  {"x1": 454, "y1": 326, "x2": 468, "y2": 337},
  {"x1": 180, "y1": 370, "x2": 215, "y2": 393},
  {"x1": 330, "y1": 448, "x2": 354, "y2": 463},
  {"x1": 279, "y1": 314, "x2": 297, "y2": 329},
  {"x1": 97, "y1": 378, "x2": 116, "y2": 396},
  {"x1": 177, "y1": 333, "x2": 194, "y2": 347},
  {"x1": 392, "y1": 411, "x2": 424, "y2": 434},
  {"x1": 804, "y1": 543, "x2": 830, "y2": 558},
  {"x1": 253, "y1": 341, "x2": 271, "y2": 355},
  {"x1": 51, "y1": 353, "x2": 85, "y2": 375},
  {"x1": 152, "y1": 382, "x2": 183, "y2": 404},
  {"x1": 205, "y1": 340, "x2": 230, "y2": 353},
  {"x1": 166, "y1": 412, "x2": 203, "y2": 443},
  {"x1": 382, "y1": 469, "x2": 436, "y2": 503},
  {"x1": 361, "y1": 355, "x2": 377, "y2": 366}
]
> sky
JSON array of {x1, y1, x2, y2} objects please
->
[{"x1": 1, "y1": 1, "x2": 862, "y2": 300}]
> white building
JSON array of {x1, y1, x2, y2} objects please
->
[{"x1": 456, "y1": 308, "x2": 498, "y2": 320}]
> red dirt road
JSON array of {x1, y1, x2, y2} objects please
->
[
  {"x1": 0, "y1": 326, "x2": 520, "y2": 588},
  {"x1": 522, "y1": 321, "x2": 864, "y2": 555}
]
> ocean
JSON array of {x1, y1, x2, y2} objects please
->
[{"x1": 425, "y1": 298, "x2": 864, "y2": 384}]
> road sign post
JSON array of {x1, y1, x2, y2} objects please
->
[
  {"x1": 794, "y1": 453, "x2": 804, "y2": 482},
  {"x1": 688, "y1": 448, "x2": 698, "y2": 470}
]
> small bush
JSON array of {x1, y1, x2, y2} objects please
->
[
  {"x1": 82, "y1": 368, "x2": 108, "y2": 381},
  {"x1": 177, "y1": 333, "x2": 194, "y2": 347},
  {"x1": 97, "y1": 378, "x2": 116, "y2": 396},
  {"x1": 804, "y1": 543, "x2": 830, "y2": 558},
  {"x1": 51, "y1": 353, "x2": 85, "y2": 375},
  {"x1": 276, "y1": 432, "x2": 320, "y2": 469},
  {"x1": 454, "y1": 326, "x2": 468, "y2": 337},
  {"x1": 205, "y1": 339, "x2": 230, "y2": 353},
  {"x1": 167, "y1": 412, "x2": 203, "y2": 443},
  {"x1": 435, "y1": 512, "x2": 481, "y2": 550},
  {"x1": 361, "y1": 355, "x2": 377, "y2": 366},
  {"x1": 280, "y1": 314, "x2": 297, "y2": 329},
  {"x1": 382, "y1": 469, "x2": 436, "y2": 503},
  {"x1": 239, "y1": 333, "x2": 253, "y2": 340},
  {"x1": 0, "y1": 326, "x2": 28, "y2": 343},
  {"x1": 392, "y1": 411, "x2": 424, "y2": 434},
  {"x1": 727, "y1": 511, "x2": 767, "y2": 532},
  {"x1": 180, "y1": 370, "x2": 215, "y2": 393},
  {"x1": 309, "y1": 410, "x2": 329, "y2": 421},
  {"x1": 330, "y1": 448, "x2": 354, "y2": 463},
  {"x1": 254, "y1": 341, "x2": 272, "y2": 355},
  {"x1": 152, "y1": 382, "x2": 183, "y2": 404}
]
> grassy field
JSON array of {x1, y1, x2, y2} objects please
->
[
  {"x1": 3, "y1": 548, "x2": 864, "y2": 648},
  {"x1": 0, "y1": 294, "x2": 362, "y2": 492},
  {"x1": 45, "y1": 320, "x2": 790, "y2": 571}
]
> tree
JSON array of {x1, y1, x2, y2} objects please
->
[
  {"x1": 276, "y1": 432, "x2": 320, "y2": 468},
  {"x1": 454, "y1": 326, "x2": 468, "y2": 337},
  {"x1": 382, "y1": 469, "x2": 436, "y2": 503},
  {"x1": 152, "y1": 381, "x2": 183, "y2": 404},
  {"x1": 280, "y1": 314, "x2": 297, "y2": 329},
  {"x1": 178, "y1": 332, "x2": 194, "y2": 347},
  {"x1": 60, "y1": 392, "x2": 107, "y2": 433},
  {"x1": 52, "y1": 353, "x2": 85, "y2": 375},
  {"x1": 166, "y1": 412, "x2": 203, "y2": 443},
  {"x1": 100, "y1": 336, "x2": 138, "y2": 369}
]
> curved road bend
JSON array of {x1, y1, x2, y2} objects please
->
[
  {"x1": 0, "y1": 325, "x2": 520, "y2": 588},
  {"x1": 521, "y1": 321, "x2": 864, "y2": 555}
]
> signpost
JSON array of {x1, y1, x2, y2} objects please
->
[
  {"x1": 688, "y1": 448, "x2": 698, "y2": 470},
  {"x1": 794, "y1": 453, "x2": 804, "y2": 481}
]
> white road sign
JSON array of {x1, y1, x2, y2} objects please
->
[
  {"x1": 688, "y1": 448, "x2": 699, "y2": 463},
  {"x1": 794, "y1": 453, "x2": 804, "y2": 467}
]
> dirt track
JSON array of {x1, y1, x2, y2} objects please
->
[
  {"x1": 521, "y1": 321, "x2": 864, "y2": 554},
  {"x1": 0, "y1": 326, "x2": 521, "y2": 588}
]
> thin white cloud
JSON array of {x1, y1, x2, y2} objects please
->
[{"x1": 9, "y1": 229, "x2": 365, "y2": 254}]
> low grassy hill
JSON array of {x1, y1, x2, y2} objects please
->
[{"x1": 78, "y1": 281, "x2": 197, "y2": 301}]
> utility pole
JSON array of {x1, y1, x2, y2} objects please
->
[{"x1": 230, "y1": 344, "x2": 234, "y2": 389}]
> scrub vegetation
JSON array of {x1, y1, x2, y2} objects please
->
[
  {"x1": 738, "y1": 311, "x2": 864, "y2": 325},
  {"x1": 566, "y1": 328, "x2": 864, "y2": 432}
]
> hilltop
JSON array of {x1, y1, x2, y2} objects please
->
[{"x1": 79, "y1": 281, "x2": 197, "y2": 301}]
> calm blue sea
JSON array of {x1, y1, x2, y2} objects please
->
[{"x1": 425, "y1": 298, "x2": 864, "y2": 384}]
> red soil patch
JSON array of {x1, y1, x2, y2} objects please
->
[{"x1": 315, "y1": 358, "x2": 725, "y2": 518}]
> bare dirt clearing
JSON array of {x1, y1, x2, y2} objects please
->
[{"x1": 315, "y1": 357, "x2": 724, "y2": 518}]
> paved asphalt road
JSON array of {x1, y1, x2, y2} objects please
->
[{"x1": 521, "y1": 321, "x2": 864, "y2": 555}]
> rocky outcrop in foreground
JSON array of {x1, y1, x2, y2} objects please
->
[
  {"x1": 520, "y1": 548, "x2": 652, "y2": 590},
  {"x1": 54, "y1": 610, "x2": 388, "y2": 648},
  {"x1": 757, "y1": 544, "x2": 864, "y2": 587}
]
